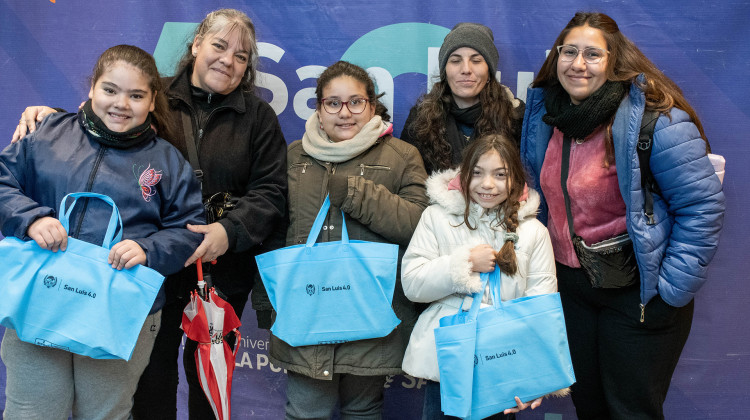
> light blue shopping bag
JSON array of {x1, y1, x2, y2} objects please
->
[
  {"x1": 255, "y1": 195, "x2": 400, "y2": 347},
  {"x1": 0, "y1": 192, "x2": 164, "y2": 360},
  {"x1": 435, "y1": 267, "x2": 575, "y2": 419}
]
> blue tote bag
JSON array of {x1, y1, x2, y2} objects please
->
[
  {"x1": 255, "y1": 195, "x2": 400, "y2": 347},
  {"x1": 434, "y1": 267, "x2": 575, "y2": 419},
  {"x1": 0, "y1": 192, "x2": 165, "y2": 360}
]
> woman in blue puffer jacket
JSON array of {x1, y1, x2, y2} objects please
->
[{"x1": 520, "y1": 12, "x2": 725, "y2": 420}]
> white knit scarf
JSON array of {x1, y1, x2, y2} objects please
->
[{"x1": 301, "y1": 112, "x2": 391, "y2": 163}]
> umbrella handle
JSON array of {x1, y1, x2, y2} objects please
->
[{"x1": 195, "y1": 258, "x2": 207, "y2": 298}]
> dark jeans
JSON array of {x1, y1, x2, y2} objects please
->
[
  {"x1": 131, "y1": 291, "x2": 249, "y2": 420},
  {"x1": 422, "y1": 380, "x2": 515, "y2": 420},
  {"x1": 285, "y1": 371, "x2": 385, "y2": 420},
  {"x1": 556, "y1": 262, "x2": 694, "y2": 420}
]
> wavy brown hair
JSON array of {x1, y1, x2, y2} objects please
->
[
  {"x1": 408, "y1": 73, "x2": 520, "y2": 172},
  {"x1": 533, "y1": 11, "x2": 709, "y2": 154},
  {"x1": 459, "y1": 134, "x2": 527, "y2": 275},
  {"x1": 315, "y1": 61, "x2": 390, "y2": 121},
  {"x1": 176, "y1": 8, "x2": 258, "y2": 92},
  {"x1": 91, "y1": 45, "x2": 176, "y2": 141}
]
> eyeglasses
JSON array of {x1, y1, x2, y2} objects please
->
[
  {"x1": 320, "y1": 97, "x2": 370, "y2": 114},
  {"x1": 556, "y1": 45, "x2": 609, "y2": 64}
]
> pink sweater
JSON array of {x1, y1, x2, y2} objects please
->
[{"x1": 540, "y1": 126, "x2": 627, "y2": 267}]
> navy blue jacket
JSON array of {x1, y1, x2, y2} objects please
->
[
  {"x1": 0, "y1": 112, "x2": 205, "y2": 311},
  {"x1": 521, "y1": 78, "x2": 725, "y2": 307}
]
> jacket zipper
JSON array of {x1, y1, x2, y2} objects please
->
[
  {"x1": 185, "y1": 102, "x2": 228, "y2": 153},
  {"x1": 73, "y1": 145, "x2": 106, "y2": 238},
  {"x1": 359, "y1": 164, "x2": 390, "y2": 176},
  {"x1": 639, "y1": 303, "x2": 645, "y2": 323},
  {"x1": 290, "y1": 162, "x2": 310, "y2": 173}
]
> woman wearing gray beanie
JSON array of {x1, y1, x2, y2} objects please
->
[{"x1": 401, "y1": 22, "x2": 524, "y2": 175}]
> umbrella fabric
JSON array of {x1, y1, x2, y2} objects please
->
[{"x1": 182, "y1": 288, "x2": 241, "y2": 420}]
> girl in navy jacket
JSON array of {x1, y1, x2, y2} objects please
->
[{"x1": 0, "y1": 45, "x2": 204, "y2": 419}]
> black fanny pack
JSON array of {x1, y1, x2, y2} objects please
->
[
  {"x1": 571, "y1": 233, "x2": 639, "y2": 288},
  {"x1": 561, "y1": 135, "x2": 638, "y2": 288},
  {"x1": 204, "y1": 191, "x2": 238, "y2": 224}
]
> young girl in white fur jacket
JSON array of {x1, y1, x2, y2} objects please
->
[{"x1": 401, "y1": 134, "x2": 558, "y2": 418}]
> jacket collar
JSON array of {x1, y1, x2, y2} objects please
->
[
  {"x1": 166, "y1": 66, "x2": 247, "y2": 114},
  {"x1": 425, "y1": 168, "x2": 541, "y2": 220}
]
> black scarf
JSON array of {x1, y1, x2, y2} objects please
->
[
  {"x1": 445, "y1": 99, "x2": 483, "y2": 165},
  {"x1": 79, "y1": 100, "x2": 155, "y2": 149},
  {"x1": 542, "y1": 81, "x2": 628, "y2": 140}
]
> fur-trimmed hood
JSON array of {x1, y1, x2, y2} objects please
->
[{"x1": 425, "y1": 168, "x2": 541, "y2": 221}]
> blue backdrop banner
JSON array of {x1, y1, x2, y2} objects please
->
[{"x1": 1, "y1": 1, "x2": 748, "y2": 418}]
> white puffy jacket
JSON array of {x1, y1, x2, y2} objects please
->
[{"x1": 401, "y1": 169, "x2": 557, "y2": 381}]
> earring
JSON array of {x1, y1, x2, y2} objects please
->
[{"x1": 319, "y1": 123, "x2": 324, "y2": 130}]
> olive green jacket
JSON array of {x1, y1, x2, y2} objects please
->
[{"x1": 268, "y1": 134, "x2": 428, "y2": 380}]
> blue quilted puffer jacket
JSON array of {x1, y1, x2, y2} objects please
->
[{"x1": 521, "y1": 76, "x2": 725, "y2": 308}]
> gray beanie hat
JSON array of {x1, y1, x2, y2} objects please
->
[{"x1": 438, "y1": 22, "x2": 499, "y2": 77}]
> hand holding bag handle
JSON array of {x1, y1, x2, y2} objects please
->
[
  {"x1": 256, "y1": 193, "x2": 400, "y2": 346},
  {"x1": 58, "y1": 192, "x2": 123, "y2": 249},
  {"x1": 0, "y1": 192, "x2": 164, "y2": 360},
  {"x1": 305, "y1": 194, "x2": 348, "y2": 248},
  {"x1": 437, "y1": 267, "x2": 575, "y2": 418}
]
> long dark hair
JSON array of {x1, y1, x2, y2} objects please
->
[
  {"x1": 91, "y1": 44, "x2": 176, "y2": 141},
  {"x1": 533, "y1": 11, "x2": 709, "y2": 152},
  {"x1": 175, "y1": 8, "x2": 258, "y2": 92},
  {"x1": 459, "y1": 134, "x2": 527, "y2": 275},
  {"x1": 315, "y1": 61, "x2": 390, "y2": 121},
  {"x1": 408, "y1": 72, "x2": 520, "y2": 172}
]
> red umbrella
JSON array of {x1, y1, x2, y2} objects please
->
[{"x1": 181, "y1": 259, "x2": 242, "y2": 420}]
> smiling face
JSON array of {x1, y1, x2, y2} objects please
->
[
  {"x1": 445, "y1": 47, "x2": 490, "y2": 108},
  {"x1": 557, "y1": 25, "x2": 609, "y2": 104},
  {"x1": 469, "y1": 149, "x2": 510, "y2": 209},
  {"x1": 88, "y1": 61, "x2": 155, "y2": 132},
  {"x1": 190, "y1": 27, "x2": 250, "y2": 95},
  {"x1": 316, "y1": 75, "x2": 375, "y2": 143}
]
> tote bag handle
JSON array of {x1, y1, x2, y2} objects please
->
[
  {"x1": 59, "y1": 192, "x2": 123, "y2": 249},
  {"x1": 459, "y1": 267, "x2": 505, "y2": 321},
  {"x1": 305, "y1": 194, "x2": 349, "y2": 248}
]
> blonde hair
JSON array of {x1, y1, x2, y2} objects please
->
[{"x1": 176, "y1": 8, "x2": 258, "y2": 91}]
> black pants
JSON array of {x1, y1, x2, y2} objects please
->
[
  {"x1": 131, "y1": 291, "x2": 249, "y2": 420},
  {"x1": 556, "y1": 263, "x2": 694, "y2": 420}
]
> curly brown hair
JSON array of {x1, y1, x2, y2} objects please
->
[
  {"x1": 533, "y1": 11, "x2": 709, "y2": 154},
  {"x1": 459, "y1": 134, "x2": 527, "y2": 275},
  {"x1": 407, "y1": 72, "x2": 520, "y2": 172}
]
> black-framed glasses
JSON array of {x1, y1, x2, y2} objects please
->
[
  {"x1": 557, "y1": 45, "x2": 609, "y2": 64},
  {"x1": 320, "y1": 97, "x2": 370, "y2": 114}
]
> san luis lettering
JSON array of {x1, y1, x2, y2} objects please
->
[
  {"x1": 482, "y1": 349, "x2": 517, "y2": 361},
  {"x1": 320, "y1": 284, "x2": 351, "y2": 292},
  {"x1": 63, "y1": 284, "x2": 97, "y2": 299}
]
